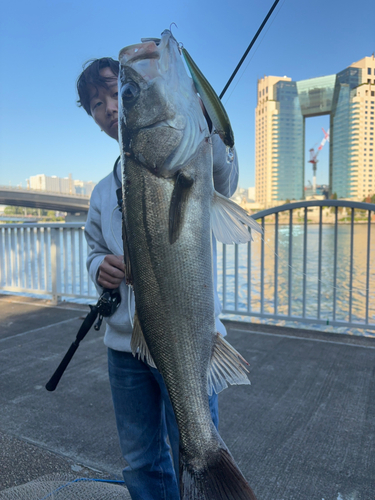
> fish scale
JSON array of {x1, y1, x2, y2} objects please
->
[
  {"x1": 119, "y1": 29, "x2": 260, "y2": 500},
  {"x1": 124, "y1": 142, "x2": 216, "y2": 455}
]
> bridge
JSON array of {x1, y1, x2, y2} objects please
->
[{"x1": 0, "y1": 186, "x2": 90, "y2": 213}]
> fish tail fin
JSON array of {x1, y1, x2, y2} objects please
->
[{"x1": 180, "y1": 448, "x2": 258, "y2": 500}]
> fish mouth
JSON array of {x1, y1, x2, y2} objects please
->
[
  {"x1": 119, "y1": 30, "x2": 173, "y2": 66},
  {"x1": 119, "y1": 41, "x2": 160, "y2": 66},
  {"x1": 123, "y1": 47, "x2": 160, "y2": 65},
  {"x1": 140, "y1": 37, "x2": 161, "y2": 45}
]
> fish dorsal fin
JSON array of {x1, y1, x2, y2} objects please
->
[
  {"x1": 169, "y1": 170, "x2": 194, "y2": 244},
  {"x1": 207, "y1": 333, "x2": 250, "y2": 396},
  {"x1": 130, "y1": 310, "x2": 157, "y2": 368},
  {"x1": 211, "y1": 191, "x2": 263, "y2": 244}
]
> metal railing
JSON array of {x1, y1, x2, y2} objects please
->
[
  {"x1": 0, "y1": 223, "x2": 97, "y2": 304},
  {"x1": 1, "y1": 200, "x2": 375, "y2": 333},
  {"x1": 219, "y1": 200, "x2": 375, "y2": 331},
  {"x1": 0, "y1": 185, "x2": 90, "y2": 198}
]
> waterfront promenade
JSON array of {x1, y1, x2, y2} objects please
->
[{"x1": 0, "y1": 293, "x2": 374, "y2": 500}]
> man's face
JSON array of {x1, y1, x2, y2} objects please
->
[{"x1": 89, "y1": 67, "x2": 119, "y2": 141}]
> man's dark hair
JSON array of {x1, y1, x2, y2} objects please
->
[{"x1": 76, "y1": 58, "x2": 120, "y2": 116}]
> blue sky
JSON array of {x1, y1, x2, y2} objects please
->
[{"x1": 0, "y1": 0, "x2": 374, "y2": 190}]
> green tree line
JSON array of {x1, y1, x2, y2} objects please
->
[{"x1": 2, "y1": 206, "x2": 64, "y2": 221}]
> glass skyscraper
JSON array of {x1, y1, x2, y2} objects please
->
[{"x1": 255, "y1": 56, "x2": 375, "y2": 205}]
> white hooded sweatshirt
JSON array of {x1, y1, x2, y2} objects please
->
[{"x1": 85, "y1": 133, "x2": 239, "y2": 352}]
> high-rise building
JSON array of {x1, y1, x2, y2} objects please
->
[
  {"x1": 28, "y1": 174, "x2": 96, "y2": 196},
  {"x1": 29, "y1": 174, "x2": 73, "y2": 193},
  {"x1": 73, "y1": 179, "x2": 96, "y2": 197},
  {"x1": 255, "y1": 55, "x2": 375, "y2": 205}
]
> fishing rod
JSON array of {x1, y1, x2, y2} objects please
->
[
  {"x1": 46, "y1": 3, "x2": 280, "y2": 392},
  {"x1": 45, "y1": 288, "x2": 121, "y2": 391},
  {"x1": 220, "y1": 0, "x2": 281, "y2": 99}
]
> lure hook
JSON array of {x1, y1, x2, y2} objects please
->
[
  {"x1": 169, "y1": 22, "x2": 178, "y2": 36},
  {"x1": 168, "y1": 22, "x2": 183, "y2": 53}
]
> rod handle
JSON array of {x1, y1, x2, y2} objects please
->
[{"x1": 45, "y1": 342, "x2": 79, "y2": 391}]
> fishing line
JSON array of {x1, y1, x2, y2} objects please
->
[
  {"x1": 39, "y1": 477, "x2": 125, "y2": 500},
  {"x1": 111, "y1": 205, "x2": 124, "y2": 254},
  {"x1": 216, "y1": 1, "x2": 373, "y2": 300},
  {"x1": 215, "y1": 0, "x2": 285, "y2": 198},
  {"x1": 223, "y1": 0, "x2": 287, "y2": 107},
  {"x1": 110, "y1": 204, "x2": 135, "y2": 328},
  {"x1": 219, "y1": 0, "x2": 282, "y2": 100}
]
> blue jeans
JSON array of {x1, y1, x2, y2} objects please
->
[{"x1": 108, "y1": 348, "x2": 219, "y2": 500}]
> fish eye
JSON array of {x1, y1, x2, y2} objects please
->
[{"x1": 121, "y1": 82, "x2": 140, "y2": 102}]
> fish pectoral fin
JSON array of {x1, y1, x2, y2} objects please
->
[
  {"x1": 169, "y1": 170, "x2": 194, "y2": 244},
  {"x1": 130, "y1": 310, "x2": 157, "y2": 368},
  {"x1": 207, "y1": 333, "x2": 250, "y2": 396},
  {"x1": 211, "y1": 191, "x2": 263, "y2": 244}
]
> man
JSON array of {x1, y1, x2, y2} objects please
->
[{"x1": 78, "y1": 56, "x2": 238, "y2": 500}]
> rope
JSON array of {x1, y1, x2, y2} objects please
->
[{"x1": 38, "y1": 478, "x2": 126, "y2": 500}]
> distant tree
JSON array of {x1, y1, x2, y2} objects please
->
[
  {"x1": 4, "y1": 206, "x2": 24, "y2": 215},
  {"x1": 45, "y1": 210, "x2": 64, "y2": 221},
  {"x1": 4, "y1": 206, "x2": 38, "y2": 216},
  {"x1": 3, "y1": 206, "x2": 63, "y2": 220}
]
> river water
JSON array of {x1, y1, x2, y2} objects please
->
[
  {"x1": 1, "y1": 223, "x2": 374, "y2": 336},
  {"x1": 217, "y1": 223, "x2": 375, "y2": 337}
]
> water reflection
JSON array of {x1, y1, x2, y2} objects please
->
[{"x1": 217, "y1": 224, "x2": 375, "y2": 337}]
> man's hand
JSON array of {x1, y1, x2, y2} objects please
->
[{"x1": 97, "y1": 255, "x2": 125, "y2": 289}]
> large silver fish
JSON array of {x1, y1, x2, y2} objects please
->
[{"x1": 118, "y1": 29, "x2": 261, "y2": 500}]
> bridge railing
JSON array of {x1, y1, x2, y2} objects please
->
[
  {"x1": 0, "y1": 185, "x2": 90, "y2": 198},
  {"x1": 219, "y1": 200, "x2": 375, "y2": 332},
  {"x1": 0, "y1": 223, "x2": 97, "y2": 304}
]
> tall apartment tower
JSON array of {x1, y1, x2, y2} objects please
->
[
  {"x1": 349, "y1": 57, "x2": 375, "y2": 199},
  {"x1": 255, "y1": 55, "x2": 375, "y2": 205}
]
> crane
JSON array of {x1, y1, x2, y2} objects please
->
[{"x1": 308, "y1": 128, "x2": 330, "y2": 194}]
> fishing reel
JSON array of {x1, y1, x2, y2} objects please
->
[{"x1": 94, "y1": 288, "x2": 121, "y2": 330}]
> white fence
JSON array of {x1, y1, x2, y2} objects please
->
[
  {"x1": 219, "y1": 200, "x2": 375, "y2": 332},
  {"x1": 0, "y1": 223, "x2": 97, "y2": 304},
  {"x1": 1, "y1": 200, "x2": 375, "y2": 333}
]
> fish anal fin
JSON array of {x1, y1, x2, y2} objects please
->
[
  {"x1": 169, "y1": 170, "x2": 194, "y2": 244},
  {"x1": 130, "y1": 310, "x2": 156, "y2": 368},
  {"x1": 211, "y1": 191, "x2": 263, "y2": 245},
  {"x1": 207, "y1": 332, "x2": 250, "y2": 396}
]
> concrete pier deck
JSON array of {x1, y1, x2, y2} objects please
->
[{"x1": 0, "y1": 293, "x2": 374, "y2": 500}]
